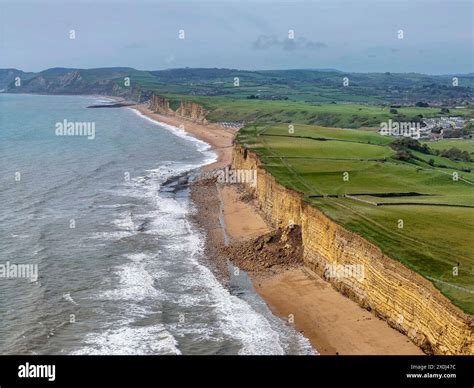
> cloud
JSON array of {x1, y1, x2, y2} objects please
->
[
  {"x1": 253, "y1": 35, "x2": 280, "y2": 50},
  {"x1": 304, "y1": 40, "x2": 328, "y2": 50},
  {"x1": 253, "y1": 35, "x2": 327, "y2": 51}
]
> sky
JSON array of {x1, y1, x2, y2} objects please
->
[{"x1": 0, "y1": 0, "x2": 473, "y2": 74}]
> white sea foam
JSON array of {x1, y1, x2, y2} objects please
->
[
  {"x1": 100, "y1": 253, "x2": 166, "y2": 302},
  {"x1": 62, "y1": 293, "x2": 78, "y2": 306},
  {"x1": 113, "y1": 211, "x2": 136, "y2": 231},
  {"x1": 71, "y1": 324, "x2": 181, "y2": 355},
  {"x1": 95, "y1": 204, "x2": 129, "y2": 209},
  {"x1": 75, "y1": 251, "x2": 177, "y2": 355},
  {"x1": 93, "y1": 97, "x2": 116, "y2": 104},
  {"x1": 174, "y1": 219, "x2": 287, "y2": 355},
  {"x1": 130, "y1": 108, "x2": 217, "y2": 166}
]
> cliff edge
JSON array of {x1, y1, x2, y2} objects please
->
[
  {"x1": 232, "y1": 144, "x2": 474, "y2": 355},
  {"x1": 148, "y1": 94, "x2": 208, "y2": 124}
]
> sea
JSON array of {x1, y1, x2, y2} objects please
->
[{"x1": 0, "y1": 93, "x2": 316, "y2": 355}]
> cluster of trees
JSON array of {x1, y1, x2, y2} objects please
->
[
  {"x1": 444, "y1": 128, "x2": 468, "y2": 139},
  {"x1": 390, "y1": 138, "x2": 472, "y2": 164},
  {"x1": 246, "y1": 94, "x2": 289, "y2": 100},
  {"x1": 390, "y1": 138, "x2": 431, "y2": 154},
  {"x1": 393, "y1": 150, "x2": 412, "y2": 161},
  {"x1": 415, "y1": 101, "x2": 430, "y2": 107},
  {"x1": 438, "y1": 147, "x2": 472, "y2": 162}
]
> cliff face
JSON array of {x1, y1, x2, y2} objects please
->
[
  {"x1": 8, "y1": 69, "x2": 145, "y2": 101},
  {"x1": 148, "y1": 94, "x2": 208, "y2": 124},
  {"x1": 0, "y1": 69, "x2": 29, "y2": 90},
  {"x1": 175, "y1": 100, "x2": 208, "y2": 123},
  {"x1": 149, "y1": 95, "x2": 173, "y2": 114},
  {"x1": 232, "y1": 144, "x2": 474, "y2": 355}
]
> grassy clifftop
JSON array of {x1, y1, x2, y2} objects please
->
[
  {"x1": 237, "y1": 123, "x2": 474, "y2": 314},
  {"x1": 188, "y1": 96, "x2": 471, "y2": 128}
]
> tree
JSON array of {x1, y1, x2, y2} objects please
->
[
  {"x1": 394, "y1": 150, "x2": 412, "y2": 161},
  {"x1": 390, "y1": 138, "x2": 432, "y2": 155},
  {"x1": 390, "y1": 108, "x2": 398, "y2": 114},
  {"x1": 415, "y1": 102, "x2": 429, "y2": 107},
  {"x1": 441, "y1": 147, "x2": 472, "y2": 162}
]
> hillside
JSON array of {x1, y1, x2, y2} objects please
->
[{"x1": 4, "y1": 67, "x2": 474, "y2": 107}]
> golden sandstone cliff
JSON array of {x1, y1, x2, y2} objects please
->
[
  {"x1": 232, "y1": 144, "x2": 474, "y2": 355},
  {"x1": 149, "y1": 95, "x2": 173, "y2": 115},
  {"x1": 149, "y1": 94, "x2": 208, "y2": 124},
  {"x1": 175, "y1": 100, "x2": 208, "y2": 124}
]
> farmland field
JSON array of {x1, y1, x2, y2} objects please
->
[
  {"x1": 422, "y1": 139, "x2": 474, "y2": 155},
  {"x1": 238, "y1": 124, "x2": 474, "y2": 314},
  {"x1": 193, "y1": 97, "x2": 471, "y2": 128}
]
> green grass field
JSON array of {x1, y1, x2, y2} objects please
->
[
  {"x1": 190, "y1": 97, "x2": 471, "y2": 128},
  {"x1": 422, "y1": 139, "x2": 474, "y2": 155},
  {"x1": 238, "y1": 124, "x2": 474, "y2": 314}
]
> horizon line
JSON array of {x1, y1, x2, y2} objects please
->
[{"x1": 2, "y1": 66, "x2": 473, "y2": 77}]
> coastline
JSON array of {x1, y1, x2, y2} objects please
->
[
  {"x1": 131, "y1": 104, "x2": 237, "y2": 171},
  {"x1": 132, "y1": 103, "x2": 423, "y2": 355}
]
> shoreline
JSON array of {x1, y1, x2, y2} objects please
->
[
  {"x1": 133, "y1": 103, "x2": 424, "y2": 355},
  {"x1": 131, "y1": 104, "x2": 237, "y2": 171}
]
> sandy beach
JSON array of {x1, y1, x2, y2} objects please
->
[{"x1": 134, "y1": 103, "x2": 424, "y2": 355}]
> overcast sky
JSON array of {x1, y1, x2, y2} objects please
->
[{"x1": 0, "y1": 0, "x2": 472, "y2": 74}]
